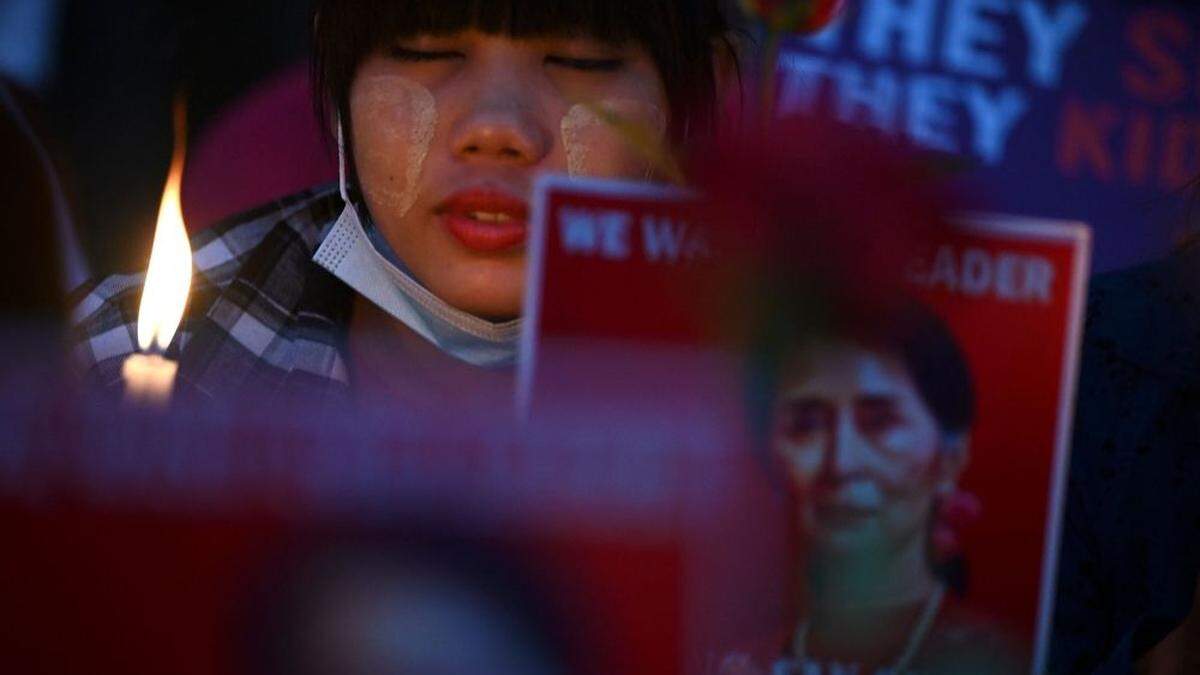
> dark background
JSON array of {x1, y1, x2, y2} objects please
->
[
  {"x1": 4, "y1": 0, "x2": 313, "y2": 276},
  {"x1": 4, "y1": 0, "x2": 1200, "y2": 286},
  {"x1": 780, "y1": 0, "x2": 1200, "y2": 274}
]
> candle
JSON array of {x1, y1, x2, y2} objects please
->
[
  {"x1": 122, "y1": 101, "x2": 192, "y2": 406},
  {"x1": 122, "y1": 353, "x2": 178, "y2": 405}
]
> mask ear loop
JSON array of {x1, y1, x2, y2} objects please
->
[{"x1": 336, "y1": 115, "x2": 350, "y2": 205}]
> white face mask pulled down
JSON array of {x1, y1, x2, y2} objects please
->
[{"x1": 312, "y1": 120, "x2": 521, "y2": 369}]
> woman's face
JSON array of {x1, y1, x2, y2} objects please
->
[
  {"x1": 771, "y1": 343, "x2": 962, "y2": 556},
  {"x1": 349, "y1": 30, "x2": 669, "y2": 321}
]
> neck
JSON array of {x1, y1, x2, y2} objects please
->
[
  {"x1": 347, "y1": 295, "x2": 515, "y2": 411},
  {"x1": 795, "y1": 539, "x2": 942, "y2": 666},
  {"x1": 804, "y1": 536, "x2": 938, "y2": 619}
]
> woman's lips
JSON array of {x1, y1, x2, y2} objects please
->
[
  {"x1": 437, "y1": 188, "x2": 529, "y2": 253},
  {"x1": 814, "y1": 500, "x2": 879, "y2": 525}
]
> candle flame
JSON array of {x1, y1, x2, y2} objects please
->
[{"x1": 136, "y1": 100, "x2": 193, "y2": 353}]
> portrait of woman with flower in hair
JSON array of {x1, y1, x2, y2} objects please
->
[{"x1": 721, "y1": 299, "x2": 1021, "y2": 675}]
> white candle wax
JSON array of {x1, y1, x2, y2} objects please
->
[{"x1": 121, "y1": 352, "x2": 178, "y2": 406}]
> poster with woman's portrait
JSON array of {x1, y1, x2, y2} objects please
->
[
  {"x1": 521, "y1": 177, "x2": 1090, "y2": 675},
  {"x1": 901, "y1": 218, "x2": 1088, "y2": 672},
  {"x1": 759, "y1": 217, "x2": 1089, "y2": 674}
]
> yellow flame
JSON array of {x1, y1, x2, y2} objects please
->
[{"x1": 136, "y1": 101, "x2": 193, "y2": 352}]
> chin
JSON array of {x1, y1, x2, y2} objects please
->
[
  {"x1": 808, "y1": 520, "x2": 887, "y2": 556},
  {"x1": 413, "y1": 250, "x2": 525, "y2": 321},
  {"x1": 438, "y1": 277, "x2": 525, "y2": 322},
  {"x1": 460, "y1": 295, "x2": 522, "y2": 322}
]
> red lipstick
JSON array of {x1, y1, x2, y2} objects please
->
[{"x1": 437, "y1": 188, "x2": 529, "y2": 252}]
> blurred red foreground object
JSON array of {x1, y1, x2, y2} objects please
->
[{"x1": 181, "y1": 63, "x2": 337, "y2": 232}]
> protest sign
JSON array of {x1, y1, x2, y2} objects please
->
[
  {"x1": 776, "y1": 0, "x2": 1196, "y2": 273},
  {"x1": 521, "y1": 176, "x2": 1091, "y2": 673}
]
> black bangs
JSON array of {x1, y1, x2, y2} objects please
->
[
  {"x1": 313, "y1": 0, "x2": 735, "y2": 146},
  {"x1": 358, "y1": 0, "x2": 665, "y2": 43}
]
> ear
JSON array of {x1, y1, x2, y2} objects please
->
[{"x1": 935, "y1": 433, "x2": 970, "y2": 496}]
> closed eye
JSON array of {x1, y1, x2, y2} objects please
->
[
  {"x1": 855, "y1": 396, "x2": 902, "y2": 434},
  {"x1": 388, "y1": 46, "x2": 464, "y2": 63},
  {"x1": 781, "y1": 399, "x2": 833, "y2": 440},
  {"x1": 545, "y1": 55, "x2": 624, "y2": 72}
]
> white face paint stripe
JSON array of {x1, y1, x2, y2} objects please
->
[
  {"x1": 560, "y1": 99, "x2": 667, "y2": 179},
  {"x1": 350, "y1": 75, "x2": 439, "y2": 219},
  {"x1": 400, "y1": 80, "x2": 437, "y2": 218},
  {"x1": 561, "y1": 105, "x2": 597, "y2": 178}
]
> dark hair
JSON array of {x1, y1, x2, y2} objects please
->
[
  {"x1": 0, "y1": 80, "x2": 66, "y2": 320},
  {"x1": 847, "y1": 298, "x2": 975, "y2": 437},
  {"x1": 749, "y1": 295, "x2": 975, "y2": 444},
  {"x1": 311, "y1": 0, "x2": 737, "y2": 179}
]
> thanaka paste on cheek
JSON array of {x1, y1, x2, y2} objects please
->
[
  {"x1": 560, "y1": 99, "x2": 667, "y2": 178},
  {"x1": 351, "y1": 75, "x2": 438, "y2": 219}
]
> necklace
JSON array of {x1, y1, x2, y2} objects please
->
[{"x1": 790, "y1": 583, "x2": 946, "y2": 674}]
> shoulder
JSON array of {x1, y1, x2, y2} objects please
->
[
  {"x1": 189, "y1": 183, "x2": 342, "y2": 284},
  {"x1": 1053, "y1": 246, "x2": 1200, "y2": 672},
  {"x1": 1071, "y1": 248, "x2": 1200, "y2": 468},
  {"x1": 69, "y1": 184, "x2": 342, "y2": 386},
  {"x1": 1083, "y1": 247, "x2": 1200, "y2": 378}
]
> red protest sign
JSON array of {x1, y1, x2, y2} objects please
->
[
  {"x1": 903, "y1": 216, "x2": 1090, "y2": 673},
  {"x1": 521, "y1": 176, "x2": 1090, "y2": 674}
]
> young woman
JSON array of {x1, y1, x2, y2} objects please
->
[{"x1": 70, "y1": 0, "x2": 737, "y2": 405}]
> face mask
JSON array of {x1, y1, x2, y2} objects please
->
[{"x1": 312, "y1": 120, "x2": 521, "y2": 369}]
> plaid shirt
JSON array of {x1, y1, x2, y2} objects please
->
[{"x1": 70, "y1": 184, "x2": 356, "y2": 400}]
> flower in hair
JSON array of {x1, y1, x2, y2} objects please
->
[{"x1": 932, "y1": 489, "x2": 983, "y2": 562}]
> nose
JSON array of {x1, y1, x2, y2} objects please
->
[
  {"x1": 825, "y1": 408, "x2": 869, "y2": 479},
  {"x1": 450, "y1": 81, "x2": 550, "y2": 167}
]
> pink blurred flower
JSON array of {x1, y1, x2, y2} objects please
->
[
  {"x1": 738, "y1": 0, "x2": 846, "y2": 34},
  {"x1": 690, "y1": 117, "x2": 957, "y2": 314},
  {"x1": 932, "y1": 490, "x2": 983, "y2": 560}
]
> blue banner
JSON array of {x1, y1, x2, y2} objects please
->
[{"x1": 779, "y1": 0, "x2": 1200, "y2": 272}]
